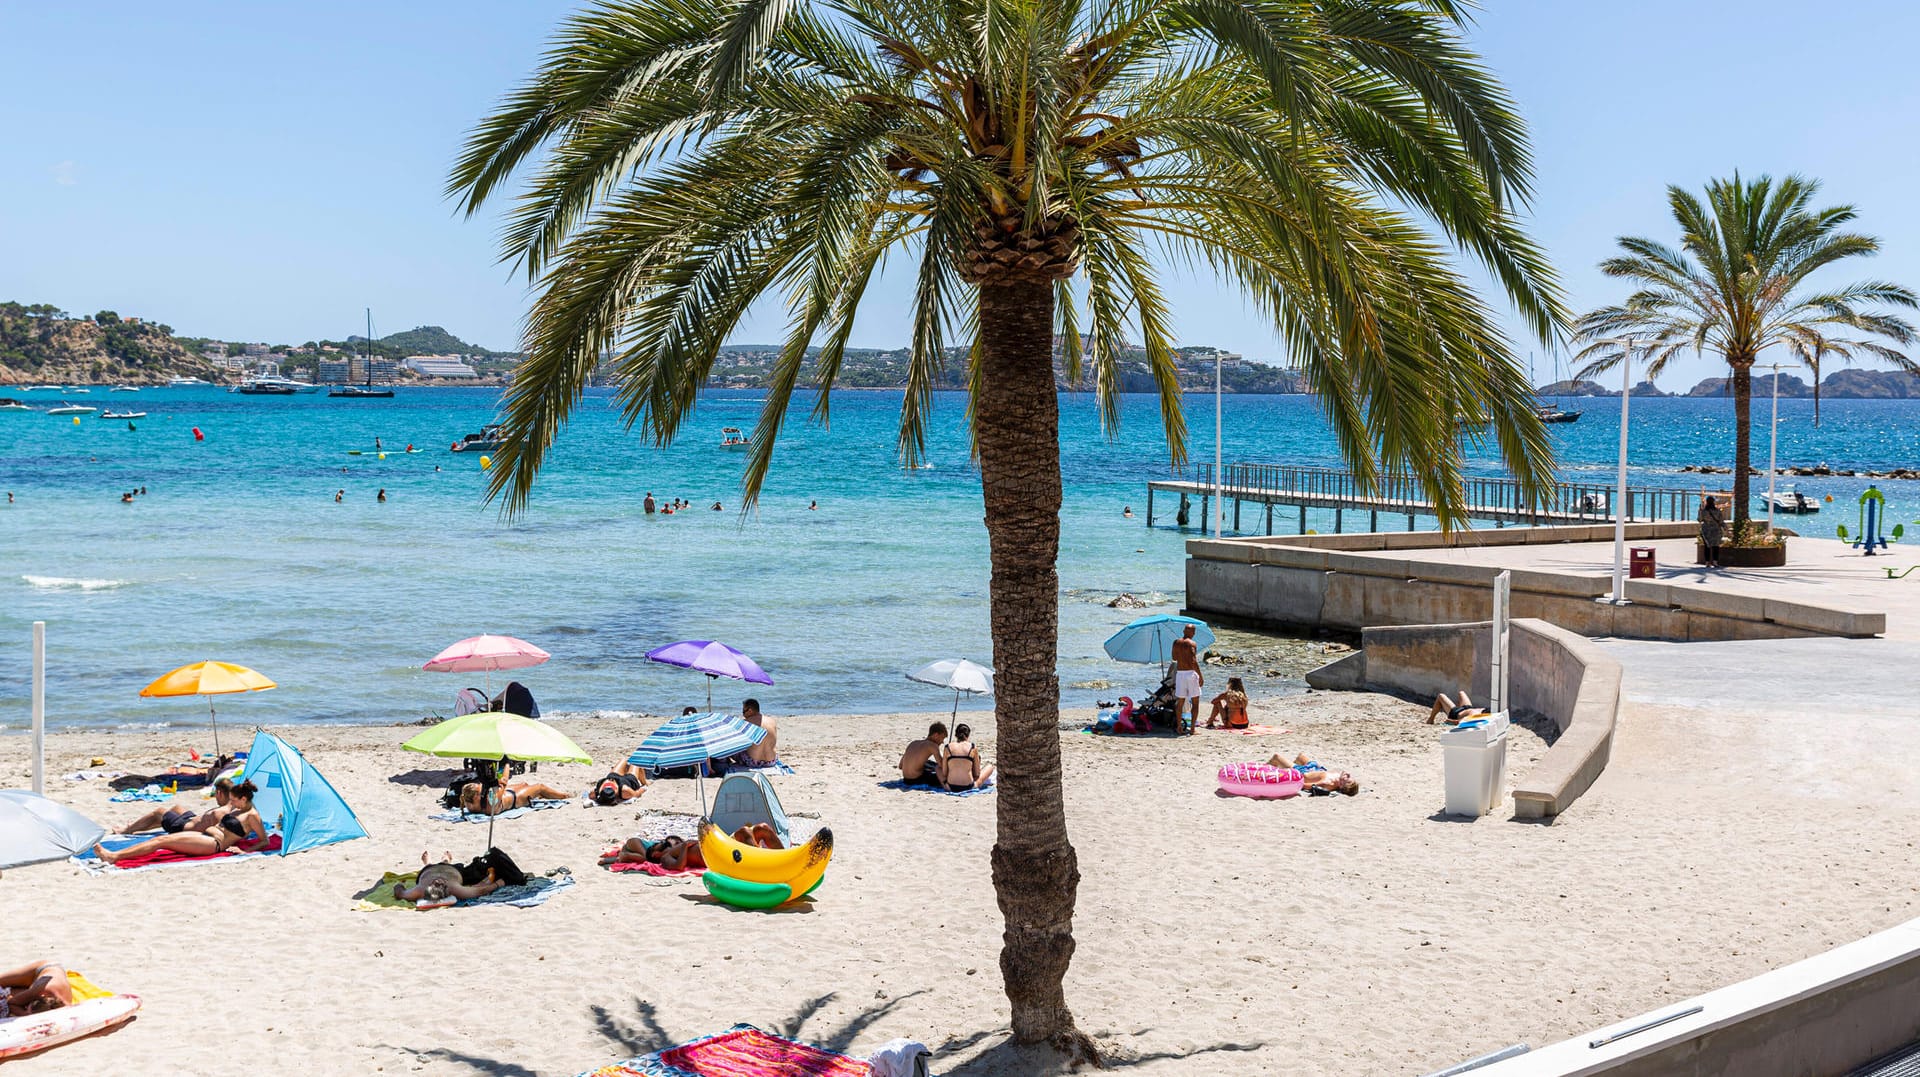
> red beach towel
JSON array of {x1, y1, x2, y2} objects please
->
[
  {"x1": 660, "y1": 1029, "x2": 871, "y2": 1076},
  {"x1": 107, "y1": 834, "x2": 282, "y2": 870}
]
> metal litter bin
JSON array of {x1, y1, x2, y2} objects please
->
[
  {"x1": 1440, "y1": 712, "x2": 1510, "y2": 818},
  {"x1": 1630, "y1": 546, "x2": 1657, "y2": 579}
]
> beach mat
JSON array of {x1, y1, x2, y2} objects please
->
[
  {"x1": 109, "y1": 788, "x2": 174, "y2": 803},
  {"x1": 579, "y1": 1024, "x2": 871, "y2": 1077},
  {"x1": 877, "y1": 778, "x2": 994, "y2": 798},
  {"x1": 429, "y1": 798, "x2": 571, "y2": 823},
  {"x1": 355, "y1": 870, "x2": 575, "y2": 911},
  {"x1": 73, "y1": 832, "x2": 282, "y2": 874},
  {"x1": 1215, "y1": 724, "x2": 1289, "y2": 736}
]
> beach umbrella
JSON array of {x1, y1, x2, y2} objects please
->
[
  {"x1": 645, "y1": 640, "x2": 772, "y2": 710},
  {"x1": 140, "y1": 660, "x2": 276, "y2": 757},
  {"x1": 0, "y1": 790, "x2": 106, "y2": 869},
  {"x1": 1102, "y1": 614, "x2": 1215, "y2": 666},
  {"x1": 403, "y1": 710, "x2": 590, "y2": 849},
  {"x1": 907, "y1": 658, "x2": 994, "y2": 719},
  {"x1": 627, "y1": 710, "x2": 766, "y2": 815},
  {"x1": 423, "y1": 634, "x2": 549, "y2": 696}
]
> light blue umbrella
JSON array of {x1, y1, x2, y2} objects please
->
[
  {"x1": 0, "y1": 790, "x2": 105, "y2": 869},
  {"x1": 628, "y1": 711, "x2": 767, "y2": 814},
  {"x1": 1103, "y1": 614, "x2": 1215, "y2": 666}
]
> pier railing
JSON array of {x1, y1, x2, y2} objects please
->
[{"x1": 1187, "y1": 463, "x2": 1700, "y2": 523}]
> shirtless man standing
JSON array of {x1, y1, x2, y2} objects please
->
[
  {"x1": 898, "y1": 722, "x2": 948, "y2": 786},
  {"x1": 742, "y1": 698, "x2": 778, "y2": 764},
  {"x1": 1171, "y1": 625, "x2": 1203, "y2": 734}
]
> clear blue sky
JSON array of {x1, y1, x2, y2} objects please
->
[{"x1": 5, "y1": 1, "x2": 1919, "y2": 387}]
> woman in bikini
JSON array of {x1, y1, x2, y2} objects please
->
[
  {"x1": 457, "y1": 777, "x2": 576, "y2": 816},
  {"x1": 1427, "y1": 690, "x2": 1489, "y2": 725},
  {"x1": 92, "y1": 781, "x2": 266, "y2": 864},
  {"x1": 589, "y1": 763, "x2": 648, "y2": 806},
  {"x1": 118, "y1": 777, "x2": 235, "y2": 835},
  {"x1": 1267, "y1": 753, "x2": 1361, "y2": 796},
  {"x1": 939, "y1": 723, "x2": 996, "y2": 791},
  {"x1": 1206, "y1": 677, "x2": 1251, "y2": 730},
  {"x1": 598, "y1": 824, "x2": 784, "y2": 868},
  {"x1": 0, "y1": 960, "x2": 72, "y2": 1017}
]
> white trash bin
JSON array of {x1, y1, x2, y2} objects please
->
[{"x1": 1439, "y1": 711, "x2": 1510, "y2": 818}]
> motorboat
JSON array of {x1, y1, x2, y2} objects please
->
[
  {"x1": 1760, "y1": 486, "x2": 1821, "y2": 515},
  {"x1": 0, "y1": 398, "x2": 31, "y2": 412},
  {"x1": 329, "y1": 384, "x2": 395, "y2": 399},
  {"x1": 234, "y1": 379, "x2": 297, "y2": 395},
  {"x1": 168, "y1": 376, "x2": 212, "y2": 386},
  {"x1": 450, "y1": 423, "x2": 505, "y2": 452},
  {"x1": 100, "y1": 409, "x2": 147, "y2": 420},
  {"x1": 719, "y1": 426, "x2": 751, "y2": 450},
  {"x1": 110, "y1": 385, "x2": 140, "y2": 393},
  {"x1": 68, "y1": 387, "x2": 90, "y2": 394},
  {"x1": 1535, "y1": 403, "x2": 1582, "y2": 423},
  {"x1": 27, "y1": 384, "x2": 62, "y2": 391},
  {"x1": 48, "y1": 403, "x2": 98, "y2": 415}
]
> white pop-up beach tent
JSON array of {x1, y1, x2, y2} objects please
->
[{"x1": 0, "y1": 790, "x2": 107, "y2": 869}]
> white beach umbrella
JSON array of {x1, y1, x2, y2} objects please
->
[{"x1": 907, "y1": 659, "x2": 994, "y2": 719}]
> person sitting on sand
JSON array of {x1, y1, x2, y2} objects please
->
[
  {"x1": 589, "y1": 762, "x2": 649, "y2": 806},
  {"x1": 0, "y1": 960, "x2": 73, "y2": 1017},
  {"x1": 93, "y1": 781, "x2": 266, "y2": 864},
  {"x1": 742, "y1": 698, "x2": 778, "y2": 765},
  {"x1": 898, "y1": 722, "x2": 948, "y2": 787},
  {"x1": 1427, "y1": 691, "x2": 1490, "y2": 725},
  {"x1": 118, "y1": 777, "x2": 236, "y2": 834},
  {"x1": 939, "y1": 723, "x2": 996, "y2": 791},
  {"x1": 458, "y1": 778, "x2": 575, "y2": 816},
  {"x1": 393, "y1": 851, "x2": 505, "y2": 906},
  {"x1": 1207, "y1": 677, "x2": 1251, "y2": 730},
  {"x1": 1268, "y1": 753, "x2": 1360, "y2": 796}
]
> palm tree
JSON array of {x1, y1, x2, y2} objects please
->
[
  {"x1": 1574, "y1": 174, "x2": 1915, "y2": 524},
  {"x1": 450, "y1": 0, "x2": 1560, "y2": 1055}
]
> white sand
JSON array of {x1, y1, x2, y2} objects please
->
[{"x1": 7, "y1": 689, "x2": 1920, "y2": 1076}]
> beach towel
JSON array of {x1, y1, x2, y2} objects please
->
[
  {"x1": 429, "y1": 798, "x2": 571, "y2": 824},
  {"x1": 63, "y1": 770, "x2": 121, "y2": 782},
  {"x1": 578, "y1": 1024, "x2": 872, "y2": 1077},
  {"x1": 72, "y1": 832, "x2": 282, "y2": 874},
  {"x1": 1218, "y1": 724, "x2": 1289, "y2": 737},
  {"x1": 876, "y1": 778, "x2": 995, "y2": 798},
  {"x1": 109, "y1": 787, "x2": 174, "y2": 803},
  {"x1": 600, "y1": 849, "x2": 704, "y2": 877},
  {"x1": 65, "y1": 971, "x2": 113, "y2": 1003},
  {"x1": 355, "y1": 870, "x2": 575, "y2": 911}
]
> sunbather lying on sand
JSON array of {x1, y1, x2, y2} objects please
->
[
  {"x1": 589, "y1": 763, "x2": 648, "y2": 806},
  {"x1": 1267, "y1": 753, "x2": 1361, "y2": 796},
  {"x1": 1427, "y1": 691, "x2": 1490, "y2": 725},
  {"x1": 109, "y1": 753, "x2": 235, "y2": 792},
  {"x1": 118, "y1": 777, "x2": 235, "y2": 834},
  {"x1": 598, "y1": 824, "x2": 784, "y2": 869},
  {"x1": 393, "y1": 851, "x2": 505, "y2": 905},
  {"x1": 93, "y1": 781, "x2": 266, "y2": 863},
  {"x1": 458, "y1": 779, "x2": 575, "y2": 815},
  {"x1": 0, "y1": 960, "x2": 72, "y2": 1017}
]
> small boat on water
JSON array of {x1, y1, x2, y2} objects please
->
[
  {"x1": 110, "y1": 385, "x2": 140, "y2": 393},
  {"x1": 68, "y1": 387, "x2": 90, "y2": 394},
  {"x1": 48, "y1": 403, "x2": 97, "y2": 415},
  {"x1": 1759, "y1": 486, "x2": 1821, "y2": 515},
  {"x1": 1535, "y1": 403, "x2": 1583, "y2": 423},
  {"x1": 330, "y1": 384, "x2": 395, "y2": 399},
  {"x1": 0, "y1": 398, "x2": 31, "y2": 412},
  {"x1": 450, "y1": 423, "x2": 504, "y2": 452},
  {"x1": 27, "y1": 384, "x2": 62, "y2": 391},
  {"x1": 235, "y1": 379, "x2": 297, "y2": 396},
  {"x1": 719, "y1": 426, "x2": 751, "y2": 450},
  {"x1": 168, "y1": 376, "x2": 211, "y2": 387},
  {"x1": 100, "y1": 410, "x2": 147, "y2": 420}
]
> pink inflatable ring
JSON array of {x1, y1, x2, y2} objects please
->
[{"x1": 1217, "y1": 762, "x2": 1305, "y2": 799}]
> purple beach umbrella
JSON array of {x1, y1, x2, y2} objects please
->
[{"x1": 645, "y1": 640, "x2": 773, "y2": 710}]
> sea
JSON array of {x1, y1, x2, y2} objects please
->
[{"x1": 3, "y1": 386, "x2": 1916, "y2": 732}]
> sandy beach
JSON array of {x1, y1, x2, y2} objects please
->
[{"x1": 7, "y1": 686, "x2": 1920, "y2": 1076}]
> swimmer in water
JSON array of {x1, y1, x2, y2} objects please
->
[
  {"x1": 377, "y1": 489, "x2": 387, "y2": 503},
  {"x1": 374, "y1": 437, "x2": 382, "y2": 451},
  {"x1": 808, "y1": 500, "x2": 817, "y2": 510},
  {"x1": 335, "y1": 490, "x2": 344, "y2": 503},
  {"x1": 120, "y1": 492, "x2": 133, "y2": 503},
  {"x1": 711, "y1": 501, "x2": 722, "y2": 511},
  {"x1": 1123, "y1": 505, "x2": 1134, "y2": 518}
]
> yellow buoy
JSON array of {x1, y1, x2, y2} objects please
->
[
  {"x1": 377, "y1": 452, "x2": 387, "y2": 460},
  {"x1": 479, "y1": 455, "x2": 492, "y2": 470},
  {"x1": 72, "y1": 417, "x2": 80, "y2": 426}
]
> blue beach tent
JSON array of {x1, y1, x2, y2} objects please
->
[{"x1": 242, "y1": 730, "x2": 368, "y2": 855}]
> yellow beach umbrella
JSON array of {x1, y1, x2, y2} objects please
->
[{"x1": 140, "y1": 661, "x2": 277, "y2": 758}]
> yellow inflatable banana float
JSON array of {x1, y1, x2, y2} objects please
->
[{"x1": 699, "y1": 822, "x2": 833, "y2": 909}]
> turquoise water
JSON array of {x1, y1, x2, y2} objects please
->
[{"x1": 2, "y1": 387, "x2": 1916, "y2": 730}]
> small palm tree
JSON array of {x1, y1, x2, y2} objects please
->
[
  {"x1": 1574, "y1": 174, "x2": 1915, "y2": 522},
  {"x1": 450, "y1": 0, "x2": 1560, "y2": 1055}
]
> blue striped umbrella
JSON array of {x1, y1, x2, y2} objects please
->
[
  {"x1": 1103, "y1": 614, "x2": 1215, "y2": 665},
  {"x1": 627, "y1": 711, "x2": 766, "y2": 814}
]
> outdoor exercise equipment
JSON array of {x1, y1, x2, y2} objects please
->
[{"x1": 1840, "y1": 487, "x2": 1899, "y2": 556}]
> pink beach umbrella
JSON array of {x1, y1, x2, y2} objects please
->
[{"x1": 423, "y1": 634, "x2": 550, "y2": 695}]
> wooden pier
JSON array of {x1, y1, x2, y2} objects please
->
[{"x1": 1147, "y1": 463, "x2": 1703, "y2": 534}]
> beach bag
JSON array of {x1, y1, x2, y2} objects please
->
[{"x1": 459, "y1": 846, "x2": 527, "y2": 888}]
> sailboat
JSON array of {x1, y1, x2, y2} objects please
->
[
  {"x1": 330, "y1": 309, "x2": 396, "y2": 399},
  {"x1": 1534, "y1": 350, "x2": 1583, "y2": 424}
]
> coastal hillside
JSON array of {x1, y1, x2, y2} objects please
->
[
  {"x1": 1539, "y1": 370, "x2": 1920, "y2": 399},
  {"x1": 0, "y1": 303, "x2": 223, "y2": 386}
]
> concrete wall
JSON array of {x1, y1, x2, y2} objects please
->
[
  {"x1": 1186, "y1": 528, "x2": 1885, "y2": 643},
  {"x1": 1462, "y1": 915, "x2": 1920, "y2": 1077},
  {"x1": 1311, "y1": 618, "x2": 1619, "y2": 819}
]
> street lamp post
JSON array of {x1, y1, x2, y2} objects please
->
[
  {"x1": 1597, "y1": 338, "x2": 1649, "y2": 605},
  {"x1": 1214, "y1": 350, "x2": 1223, "y2": 538},
  {"x1": 1763, "y1": 361, "x2": 1782, "y2": 534}
]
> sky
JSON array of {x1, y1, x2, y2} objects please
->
[{"x1": 4, "y1": 2, "x2": 1920, "y2": 387}]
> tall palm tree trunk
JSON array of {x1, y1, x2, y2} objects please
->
[
  {"x1": 1730, "y1": 360, "x2": 1754, "y2": 525},
  {"x1": 974, "y1": 277, "x2": 1087, "y2": 1051}
]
